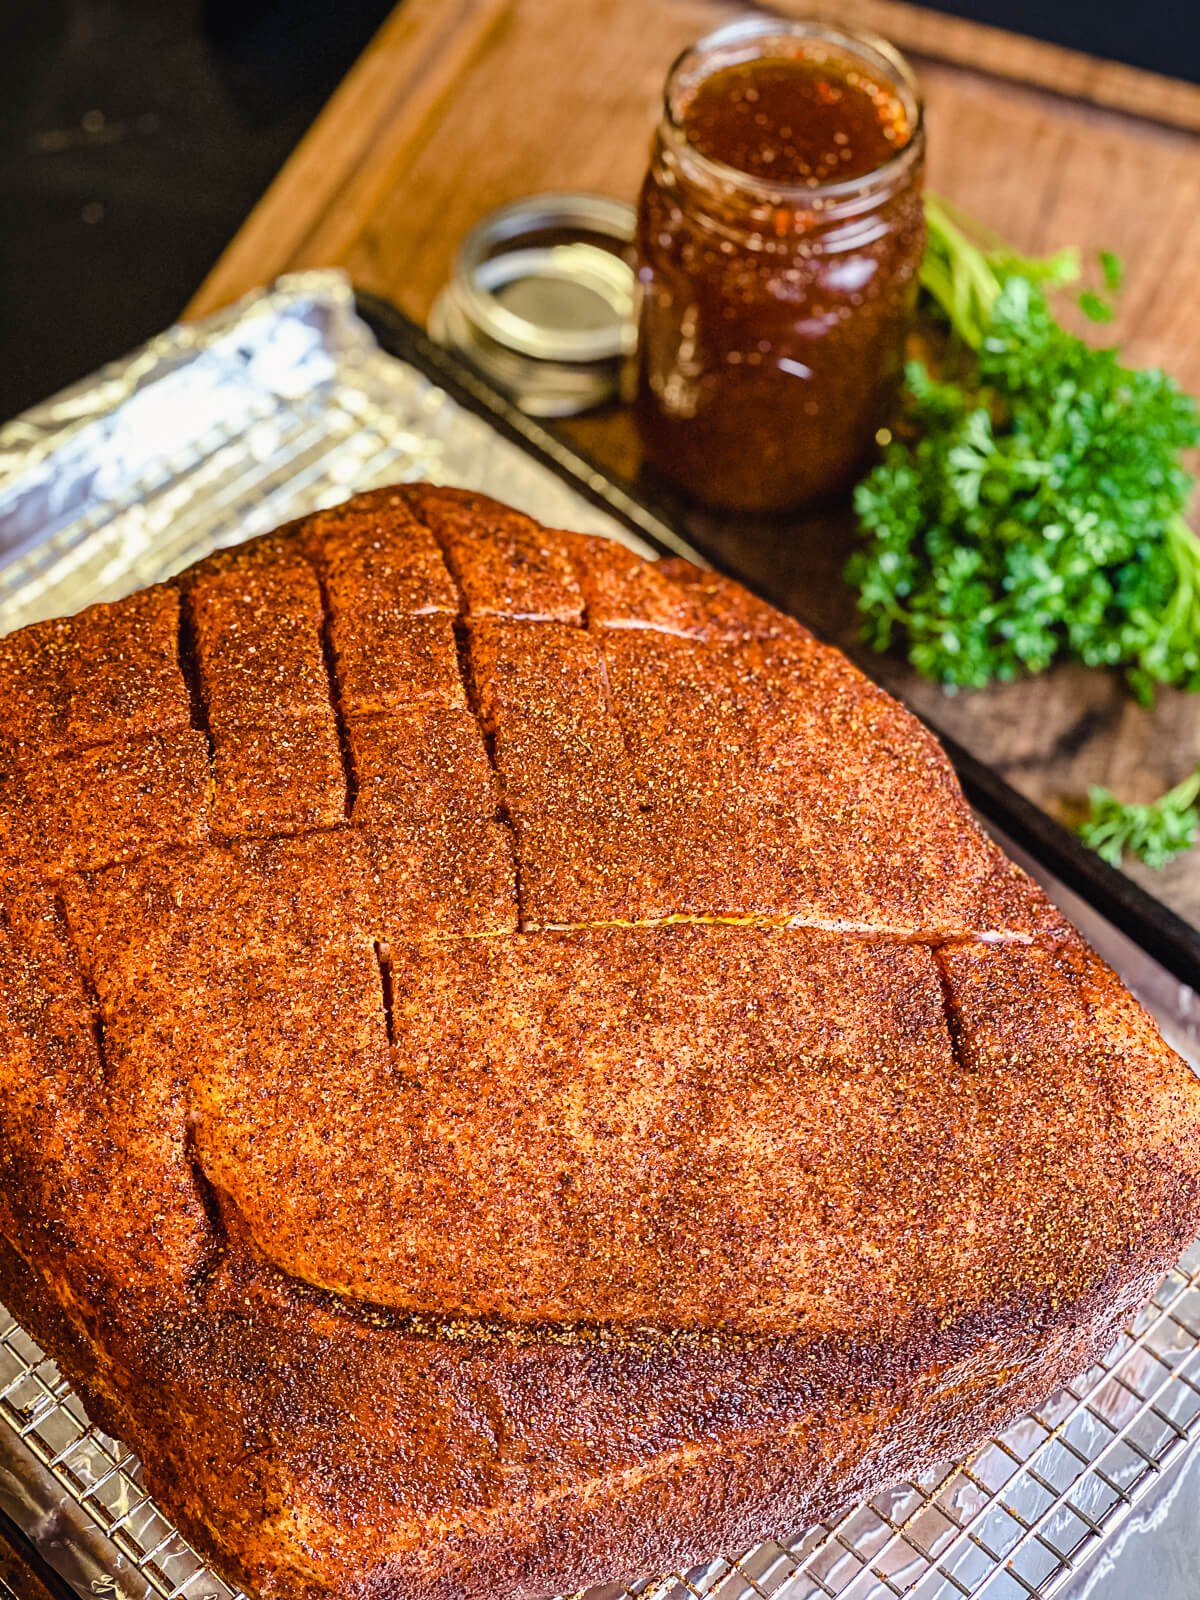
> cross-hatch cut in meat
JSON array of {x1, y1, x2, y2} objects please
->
[{"x1": 1, "y1": 484, "x2": 1198, "y2": 1600}]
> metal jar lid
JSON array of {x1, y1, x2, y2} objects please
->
[{"x1": 430, "y1": 193, "x2": 637, "y2": 418}]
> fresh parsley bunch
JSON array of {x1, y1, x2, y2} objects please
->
[
  {"x1": 847, "y1": 199, "x2": 1200, "y2": 706},
  {"x1": 1078, "y1": 768, "x2": 1200, "y2": 871}
]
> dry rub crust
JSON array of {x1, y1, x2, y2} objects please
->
[{"x1": 1, "y1": 484, "x2": 1199, "y2": 1600}]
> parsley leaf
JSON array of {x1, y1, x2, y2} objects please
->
[
  {"x1": 1078, "y1": 768, "x2": 1200, "y2": 869},
  {"x1": 847, "y1": 198, "x2": 1200, "y2": 702},
  {"x1": 1078, "y1": 289, "x2": 1114, "y2": 323}
]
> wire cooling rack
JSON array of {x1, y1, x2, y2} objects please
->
[{"x1": 1, "y1": 274, "x2": 1199, "y2": 1600}]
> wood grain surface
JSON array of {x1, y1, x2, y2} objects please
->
[{"x1": 187, "y1": 0, "x2": 1200, "y2": 926}]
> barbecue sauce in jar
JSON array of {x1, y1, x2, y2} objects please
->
[{"x1": 635, "y1": 19, "x2": 925, "y2": 512}]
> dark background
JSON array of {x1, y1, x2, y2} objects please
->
[
  {"x1": 1, "y1": 0, "x2": 1197, "y2": 423},
  {"x1": 935, "y1": 0, "x2": 1198, "y2": 78}
]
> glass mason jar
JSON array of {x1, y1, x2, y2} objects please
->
[{"x1": 634, "y1": 17, "x2": 925, "y2": 514}]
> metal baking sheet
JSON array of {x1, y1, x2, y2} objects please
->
[{"x1": 0, "y1": 271, "x2": 1197, "y2": 1600}]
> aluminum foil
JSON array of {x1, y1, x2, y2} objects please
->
[
  {"x1": 0, "y1": 271, "x2": 1197, "y2": 1600},
  {"x1": 0, "y1": 272, "x2": 656, "y2": 635}
]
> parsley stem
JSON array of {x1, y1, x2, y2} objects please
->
[
  {"x1": 920, "y1": 195, "x2": 1080, "y2": 352},
  {"x1": 1163, "y1": 767, "x2": 1200, "y2": 813}
]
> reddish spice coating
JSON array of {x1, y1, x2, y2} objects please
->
[
  {"x1": 466, "y1": 619, "x2": 663, "y2": 925},
  {"x1": 364, "y1": 820, "x2": 518, "y2": 939},
  {"x1": 190, "y1": 559, "x2": 331, "y2": 729},
  {"x1": 301, "y1": 487, "x2": 461, "y2": 618},
  {"x1": 212, "y1": 717, "x2": 346, "y2": 839},
  {"x1": 0, "y1": 585, "x2": 189, "y2": 752},
  {"x1": 653, "y1": 557, "x2": 814, "y2": 643},
  {"x1": 205, "y1": 927, "x2": 1092, "y2": 1335},
  {"x1": 2, "y1": 728, "x2": 211, "y2": 874},
  {"x1": 331, "y1": 611, "x2": 466, "y2": 717},
  {"x1": 1, "y1": 485, "x2": 1199, "y2": 1600},
  {"x1": 559, "y1": 531, "x2": 710, "y2": 637},
  {"x1": 408, "y1": 485, "x2": 584, "y2": 623},
  {"x1": 348, "y1": 710, "x2": 496, "y2": 828}
]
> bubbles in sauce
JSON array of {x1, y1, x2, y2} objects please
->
[{"x1": 680, "y1": 54, "x2": 911, "y2": 187}]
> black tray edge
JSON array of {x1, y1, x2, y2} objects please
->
[{"x1": 355, "y1": 290, "x2": 1200, "y2": 994}]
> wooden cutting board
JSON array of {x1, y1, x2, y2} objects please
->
[{"x1": 187, "y1": 0, "x2": 1200, "y2": 927}]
